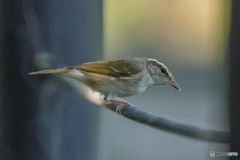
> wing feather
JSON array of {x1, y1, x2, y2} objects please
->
[{"x1": 67, "y1": 58, "x2": 146, "y2": 77}]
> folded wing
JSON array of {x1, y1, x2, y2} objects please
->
[{"x1": 67, "y1": 59, "x2": 145, "y2": 78}]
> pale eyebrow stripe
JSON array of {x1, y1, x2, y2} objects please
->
[{"x1": 147, "y1": 59, "x2": 174, "y2": 79}]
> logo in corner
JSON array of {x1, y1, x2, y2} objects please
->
[{"x1": 210, "y1": 151, "x2": 215, "y2": 157}]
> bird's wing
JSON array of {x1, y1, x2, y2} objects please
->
[{"x1": 67, "y1": 59, "x2": 146, "y2": 78}]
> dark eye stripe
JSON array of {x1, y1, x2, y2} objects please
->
[
  {"x1": 149, "y1": 60, "x2": 167, "y2": 73},
  {"x1": 148, "y1": 60, "x2": 162, "y2": 69},
  {"x1": 147, "y1": 59, "x2": 171, "y2": 77}
]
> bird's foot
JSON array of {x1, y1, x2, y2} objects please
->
[{"x1": 108, "y1": 98, "x2": 133, "y2": 115}]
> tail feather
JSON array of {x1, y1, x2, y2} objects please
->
[{"x1": 28, "y1": 69, "x2": 69, "y2": 75}]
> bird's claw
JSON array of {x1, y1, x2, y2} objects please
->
[
  {"x1": 116, "y1": 102, "x2": 132, "y2": 115},
  {"x1": 107, "y1": 99, "x2": 133, "y2": 115}
]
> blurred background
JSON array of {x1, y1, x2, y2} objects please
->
[{"x1": 0, "y1": 0, "x2": 236, "y2": 160}]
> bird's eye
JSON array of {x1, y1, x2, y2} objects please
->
[{"x1": 161, "y1": 68, "x2": 166, "y2": 73}]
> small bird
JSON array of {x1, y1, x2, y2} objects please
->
[{"x1": 29, "y1": 58, "x2": 181, "y2": 114}]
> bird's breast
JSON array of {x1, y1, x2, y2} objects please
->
[{"x1": 92, "y1": 72, "x2": 154, "y2": 97}]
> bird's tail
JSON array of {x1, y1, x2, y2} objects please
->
[{"x1": 28, "y1": 68, "x2": 69, "y2": 75}]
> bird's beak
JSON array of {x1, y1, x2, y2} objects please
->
[{"x1": 168, "y1": 80, "x2": 181, "y2": 91}]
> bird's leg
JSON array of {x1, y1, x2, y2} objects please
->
[{"x1": 108, "y1": 98, "x2": 133, "y2": 115}]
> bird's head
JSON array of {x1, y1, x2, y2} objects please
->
[{"x1": 147, "y1": 59, "x2": 181, "y2": 91}]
